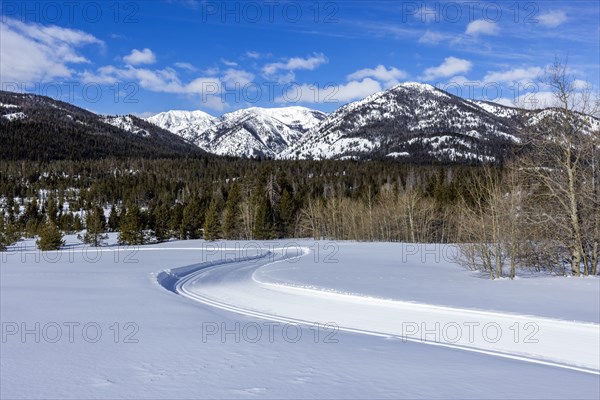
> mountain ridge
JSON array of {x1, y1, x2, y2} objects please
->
[{"x1": 0, "y1": 91, "x2": 205, "y2": 161}]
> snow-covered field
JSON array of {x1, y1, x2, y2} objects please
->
[{"x1": 1, "y1": 236, "x2": 599, "y2": 399}]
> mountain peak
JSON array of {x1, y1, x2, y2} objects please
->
[{"x1": 147, "y1": 105, "x2": 327, "y2": 158}]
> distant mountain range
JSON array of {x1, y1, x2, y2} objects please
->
[
  {"x1": 2, "y1": 83, "x2": 598, "y2": 163},
  {"x1": 146, "y1": 82, "x2": 599, "y2": 163}
]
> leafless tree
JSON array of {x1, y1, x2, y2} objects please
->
[{"x1": 520, "y1": 58, "x2": 600, "y2": 276}]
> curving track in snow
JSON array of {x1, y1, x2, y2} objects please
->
[{"x1": 156, "y1": 246, "x2": 600, "y2": 375}]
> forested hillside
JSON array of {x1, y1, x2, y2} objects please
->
[{"x1": 0, "y1": 91, "x2": 204, "y2": 160}]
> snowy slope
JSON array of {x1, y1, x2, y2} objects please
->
[
  {"x1": 0, "y1": 90, "x2": 203, "y2": 159},
  {"x1": 283, "y1": 83, "x2": 521, "y2": 162},
  {"x1": 103, "y1": 115, "x2": 150, "y2": 137},
  {"x1": 146, "y1": 110, "x2": 219, "y2": 144},
  {"x1": 147, "y1": 106, "x2": 326, "y2": 158},
  {"x1": 2, "y1": 112, "x2": 27, "y2": 121},
  {"x1": 200, "y1": 107, "x2": 326, "y2": 157},
  {"x1": 1, "y1": 237, "x2": 598, "y2": 399},
  {"x1": 174, "y1": 244, "x2": 599, "y2": 372}
]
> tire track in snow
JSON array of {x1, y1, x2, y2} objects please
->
[{"x1": 156, "y1": 246, "x2": 600, "y2": 375}]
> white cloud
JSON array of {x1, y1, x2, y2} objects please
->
[
  {"x1": 263, "y1": 53, "x2": 328, "y2": 74},
  {"x1": 82, "y1": 65, "x2": 220, "y2": 96},
  {"x1": 347, "y1": 65, "x2": 408, "y2": 88},
  {"x1": 277, "y1": 78, "x2": 382, "y2": 104},
  {"x1": 492, "y1": 97, "x2": 517, "y2": 107},
  {"x1": 347, "y1": 65, "x2": 407, "y2": 83},
  {"x1": 573, "y1": 79, "x2": 590, "y2": 90},
  {"x1": 0, "y1": 18, "x2": 102, "y2": 83},
  {"x1": 123, "y1": 48, "x2": 156, "y2": 65},
  {"x1": 421, "y1": 57, "x2": 473, "y2": 81},
  {"x1": 184, "y1": 77, "x2": 223, "y2": 95},
  {"x1": 221, "y1": 69, "x2": 255, "y2": 87},
  {"x1": 418, "y1": 30, "x2": 448, "y2": 44},
  {"x1": 203, "y1": 67, "x2": 220, "y2": 76},
  {"x1": 514, "y1": 91, "x2": 556, "y2": 109},
  {"x1": 263, "y1": 53, "x2": 328, "y2": 83},
  {"x1": 538, "y1": 10, "x2": 567, "y2": 27},
  {"x1": 246, "y1": 51, "x2": 261, "y2": 59},
  {"x1": 220, "y1": 59, "x2": 238, "y2": 67},
  {"x1": 81, "y1": 63, "x2": 230, "y2": 111},
  {"x1": 174, "y1": 62, "x2": 197, "y2": 72},
  {"x1": 465, "y1": 20, "x2": 500, "y2": 36},
  {"x1": 201, "y1": 96, "x2": 228, "y2": 112},
  {"x1": 483, "y1": 67, "x2": 543, "y2": 84}
]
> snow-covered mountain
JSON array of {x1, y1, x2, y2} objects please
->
[
  {"x1": 146, "y1": 110, "x2": 219, "y2": 144},
  {"x1": 283, "y1": 83, "x2": 523, "y2": 163},
  {"x1": 103, "y1": 115, "x2": 150, "y2": 137},
  {"x1": 147, "y1": 106, "x2": 326, "y2": 158},
  {"x1": 143, "y1": 83, "x2": 599, "y2": 163}
]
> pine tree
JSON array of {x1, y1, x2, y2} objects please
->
[
  {"x1": 170, "y1": 203, "x2": 184, "y2": 239},
  {"x1": 73, "y1": 214, "x2": 83, "y2": 232},
  {"x1": 222, "y1": 183, "x2": 242, "y2": 239},
  {"x1": 82, "y1": 205, "x2": 108, "y2": 246},
  {"x1": 0, "y1": 216, "x2": 20, "y2": 251},
  {"x1": 22, "y1": 198, "x2": 40, "y2": 237},
  {"x1": 204, "y1": 198, "x2": 222, "y2": 241},
  {"x1": 278, "y1": 188, "x2": 297, "y2": 237},
  {"x1": 118, "y1": 204, "x2": 145, "y2": 245},
  {"x1": 46, "y1": 196, "x2": 59, "y2": 224},
  {"x1": 107, "y1": 205, "x2": 120, "y2": 232},
  {"x1": 0, "y1": 217, "x2": 7, "y2": 251},
  {"x1": 4, "y1": 220, "x2": 19, "y2": 246},
  {"x1": 181, "y1": 197, "x2": 204, "y2": 239},
  {"x1": 59, "y1": 212, "x2": 74, "y2": 233},
  {"x1": 37, "y1": 219, "x2": 64, "y2": 251},
  {"x1": 25, "y1": 219, "x2": 39, "y2": 238},
  {"x1": 253, "y1": 191, "x2": 274, "y2": 240},
  {"x1": 153, "y1": 204, "x2": 171, "y2": 242}
]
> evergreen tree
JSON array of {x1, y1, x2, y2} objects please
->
[
  {"x1": 181, "y1": 197, "x2": 204, "y2": 239},
  {"x1": 22, "y1": 198, "x2": 40, "y2": 237},
  {"x1": 107, "y1": 205, "x2": 120, "y2": 232},
  {"x1": 59, "y1": 212, "x2": 74, "y2": 233},
  {"x1": 169, "y1": 203, "x2": 184, "y2": 239},
  {"x1": 73, "y1": 214, "x2": 83, "y2": 232},
  {"x1": 222, "y1": 183, "x2": 242, "y2": 239},
  {"x1": 0, "y1": 217, "x2": 8, "y2": 251},
  {"x1": 37, "y1": 219, "x2": 64, "y2": 251},
  {"x1": 24, "y1": 219, "x2": 39, "y2": 238},
  {"x1": 278, "y1": 188, "x2": 297, "y2": 237},
  {"x1": 118, "y1": 204, "x2": 145, "y2": 245},
  {"x1": 6, "y1": 197, "x2": 16, "y2": 223},
  {"x1": 252, "y1": 191, "x2": 274, "y2": 240},
  {"x1": 153, "y1": 203, "x2": 171, "y2": 242},
  {"x1": 46, "y1": 196, "x2": 59, "y2": 224},
  {"x1": 4, "y1": 220, "x2": 19, "y2": 246},
  {"x1": 0, "y1": 215, "x2": 19, "y2": 251},
  {"x1": 82, "y1": 205, "x2": 108, "y2": 246},
  {"x1": 204, "y1": 198, "x2": 222, "y2": 241}
]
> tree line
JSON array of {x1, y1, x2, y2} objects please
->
[{"x1": 1, "y1": 60, "x2": 598, "y2": 278}]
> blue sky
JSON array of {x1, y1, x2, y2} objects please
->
[{"x1": 1, "y1": 0, "x2": 598, "y2": 116}]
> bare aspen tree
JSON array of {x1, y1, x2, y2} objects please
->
[
  {"x1": 239, "y1": 185, "x2": 256, "y2": 240},
  {"x1": 521, "y1": 58, "x2": 600, "y2": 276},
  {"x1": 458, "y1": 167, "x2": 504, "y2": 279},
  {"x1": 457, "y1": 165, "x2": 522, "y2": 279},
  {"x1": 299, "y1": 198, "x2": 325, "y2": 240}
]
